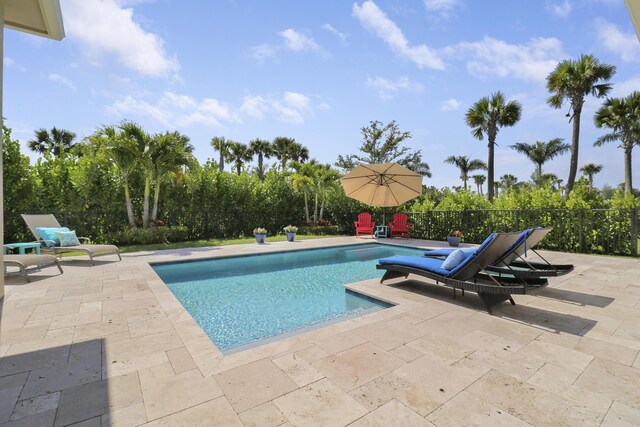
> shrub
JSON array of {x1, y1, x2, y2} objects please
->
[
  {"x1": 298, "y1": 225, "x2": 340, "y2": 235},
  {"x1": 106, "y1": 226, "x2": 189, "y2": 246}
]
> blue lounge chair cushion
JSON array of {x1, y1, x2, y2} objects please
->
[
  {"x1": 424, "y1": 248, "x2": 474, "y2": 258},
  {"x1": 441, "y1": 249, "x2": 467, "y2": 270},
  {"x1": 380, "y1": 233, "x2": 498, "y2": 278},
  {"x1": 36, "y1": 227, "x2": 70, "y2": 247}
]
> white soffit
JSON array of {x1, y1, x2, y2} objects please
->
[
  {"x1": 626, "y1": 0, "x2": 640, "y2": 42},
  {"x1": 4, "y1": 0, "x2": 65, "y2": 40}
]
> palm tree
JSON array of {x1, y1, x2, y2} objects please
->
[
  {"x1": 97, "y1": 125, "x2": 138, "y2": 227},
  {"x1": 500, "y1": 174, "x2": 518, "y2": 190},
  {"x1": 510, "y1": 138, "x2": 570, "y2": 185},
  {"x1": 593, "y1": 91, "x2": 640, "y2": 194},
  {"x1": 291, "y1": 161, "x2": 316, "y2": 223},
  {"x1": 150, "y1": 131, "x2": 195, "y2": 221},
  {"x1": 28, "y1": 127, "x2": 77, "y2": 157},
  {"x1": 227, "y1": 142, "x2": 253, "y2": 175},
  {"x1": 248, "y1": 138, "x2": 273, "y2": 181},
  {"x1": 272, "y1": 136, "x2": 297, "y2": 170},
  {"x1": 472, "y1": 174, "x2": 486, "y2": 195},
  {"x1": 120, "y1": 121, "x2": 153, "y2": 228},
  {"x1": 465, "y1": 91, "x2": 522, "y2": 201},
  {"x1": 210, "y1": 136, "x2": 233, "y2": 173},
  {"x1": 546, "y1": 54, "x2": 616, "y2": 196},
  {"x1": 290, "y1": 142, "x2": 309, "y2": 164},
  {"x1": 580, "y1": 163, "x2": 604, "y2": 189},
  {"x1": 444, "y1": 155, "x2": 487, "y2": 190},
  {"x1": 315, "y1": 164, "x2": 341, "y2": 222}
]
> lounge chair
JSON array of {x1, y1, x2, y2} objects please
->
[
  {"x1": 377, "y1": 232, "x2": 549, "y2": 314},
  {"x1": 354, "y1": 213, "x2": 376, "y2": 237},
  {"x1": 424, "y1": 227, "x2": 573, "y2": 279},
  {"x1": 4, "y1": 254, "x2": 63, "y2": 282},
  {"x1": 388, "y1": 213, "x2": 410, "y2": 238},
  {"x1": 21, "y1": 214, "x2": 121, "y2": 265}
]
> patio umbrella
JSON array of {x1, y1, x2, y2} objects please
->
[{"x1": 341, "y1": 163, "x2": 423, "y2": 224}]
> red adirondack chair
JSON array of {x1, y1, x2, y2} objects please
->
[
  {"x1": 388, "y1": 213, "x2": 410, "y2": 238},
  {"x1": 354, "y1": 213, "x2": 376, "y2": 237}
]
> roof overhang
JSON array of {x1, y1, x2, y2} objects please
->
[
  {"x1": 4, "y1": 0, "x2": 65, "y2": 40},
  {"x1": 626, "y1": 0, "x2": 640, "y2": 42}
]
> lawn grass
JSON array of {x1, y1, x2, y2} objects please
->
[{"x1": 119, "y1": 234, "x2": 345, "y2": 253}]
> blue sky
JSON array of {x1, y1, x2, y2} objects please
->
[{"x1": 5, "y1": 0, "x2": 640, "y2": 189}]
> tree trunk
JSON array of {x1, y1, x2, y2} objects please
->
[
  {"x1": 565, "y1": 107, "x2": 582, "y2": 197},
  {"x1": 537, "y1": 163, "x2": 542, "y2": 183},
  {"x1": 152, "y1": 176, "x2": 161, "y2": 221},
  {"x1": 319, "y1": 200, "x2": 325, "y2": 222},
  {"x1": 124, "y1": 180, "x2": 136, "y2": 227},
  {"x1": 624, "y1": 145, "x2": 633, "y2": 194},
  {"x1": 219, "y1": 154, "x2": 224, "y2": 173},
  {"x1": 588, "y1": 175, "x2": 593, "y2": 189},
  {"x1": 303, "y1": 192, "x2": 310, "y2": 223},
  {"x1": 313, "y1": 192, "x2": 319, "y2": 223},
  {"x1": 462, "y1": 172, "x2": 467, "y2": 191},
  {"x1": 236, "y1": 164, "x2": 241, "y2": 175},
  {"x1": 487, "y1": 139, "x2": 495, "y2": 201},
  {"x1": 143, "y1": 176, "x2": 151, "y2": 229},
  {"x1": 257, "y1": 153, "x2": 264, "y2": 181}
]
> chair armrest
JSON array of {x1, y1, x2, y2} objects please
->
[
  {"x1": 354, "y1": 222, "x2": 360, "y2": 228},
  {"x1": 388, "y1": 222, "x2": 393, "y2": 228},
  {"x1": 371, "y1": 222, "x2": 376, "y2": 228},
  {"x1": 40, "y1": 239, "x2": 57, "y2": 247},
  {"x1": 77, "y1": 237, "x2": 91, "y2": 243}
]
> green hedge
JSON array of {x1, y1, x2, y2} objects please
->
[
  {"x1": 297, "y1": 225, "x2": 340, "y2": 235},
  {"x1": 105, "y1": 226, "x2": 189, "y2": 246}
]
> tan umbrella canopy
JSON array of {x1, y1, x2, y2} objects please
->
[{"x1": 341, "y1": 163, "x2": 423, "y2": 223}]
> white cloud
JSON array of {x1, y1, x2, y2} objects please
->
[
  {"x1": 250, "y1": 43, "x2": 278, "y2": 62},
  {"x1": 611, "y1": 75, "x2": 640, "y2": 97},
  {"x1": 548, "y1": 0, "x2": 571, "y2": 17},
  {"x1": 424, "y1": 0, "x2": 460, "y2": 16},
  {"x1": 366, "y1": 76, "x2": 423, "y2": 100},
  {"x1": 278, "y1": 29, "x2": 319, "y2": 52},
  {"x1": 48, "y1": 73, "x2": 77, "y2": 91},
  {"x1": 445, "y1": 36, "x2": 565, "y2": 82},
  {"x1": 440, "y1": 98, "x2": 464, "y2": 111},
  {"x1": 62, "y1": 0, "x2": 179, "y2": 77},
  {"x1": 595, "y1": 19, "x2": 640, "y2": 62},
  {"x1": 109, "y1": 91, "x2": 316, "y2": 127},
  {"x1": 318, "y1": 102, "x2": 331, "y2": 110},
  {"x1": 353, "y1": 1, "x2": 445, "y2": 70},
  {"x1": 4, "y1": 57, "x2": 14, "y2": 66},
  {"x1": 322, "y1": 23, "x2": 347, "y2": 43}
]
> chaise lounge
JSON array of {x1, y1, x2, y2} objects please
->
[
  {"x1": 22, "y1": 214, "x2": 121, "y2": 265},
  {"x1": 423, "y1": 227, "x2": 574, "y2": 279},
  {"x1": 377, "y1": 232, "x2": 549, "y2": 313},
  {"x1": 4, "y1": 254, "x2": 63, "y2": 282}
]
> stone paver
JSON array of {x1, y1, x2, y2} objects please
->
[{"x1": 1, "y1": 237, "x2": 640, "y2": 425}]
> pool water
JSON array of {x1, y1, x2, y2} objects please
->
[{"x1": 152, "y1": 243, "x2": 423, "y2": 353}]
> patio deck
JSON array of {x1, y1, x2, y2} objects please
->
[{"x1": 1, "y1": 237, "x2": 639, "y2": 426}]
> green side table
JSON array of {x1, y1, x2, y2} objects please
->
[{"x1": 4, "y1": 242, "x2": 42, "y2": 255}]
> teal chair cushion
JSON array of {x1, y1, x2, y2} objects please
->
[{"x1": 36, "y1": 227, "x2": 70, "y2": 247}]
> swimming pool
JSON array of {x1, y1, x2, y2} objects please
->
[{"x1": 152, "y1": 243, "x2": 423, "y2": 353}]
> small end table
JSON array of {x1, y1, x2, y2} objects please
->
[
  {"x1": 374, "y1": 225, "x2": 389, "y2": 238},
  {"x1": 4, "y1": 242, "x2": 42, "y2": 255}
]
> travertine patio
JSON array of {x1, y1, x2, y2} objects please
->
[{"x1": 1, "y1": 237, "x2": 639, "y2": 426}]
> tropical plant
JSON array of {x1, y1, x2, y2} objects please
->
[
  {"x1": 444, "y1": 155, "x2": 486, "y2": 190},
  {"x1": 472, "y1": 174, "x2": 486, "y2": 195},
  {"x1": 313, "y1": 163, "x2": 341, "y2": 223},
  {"x1": 210, "y1": 136, "x2": 234, "y2": 173},
  {"x1": 510, "y1": 138, "x2": 570, "y2": 185},
  {"x1": 499, "y1": 174, "x2": 519, "y2": 190},
  {"x1": 119, "y1": 120, "x2": 154, "y2": 228},
  {"x1": 28, "y1": 127, "x2": 78, "y2": 157},
  {"x1": 291, "y1": 161, "x2": 316, "y2": 222},
  {"x1": 227, "y1": 142, "x2": 253, "y2": 175},
  {"x1": 335, "y1": 120, "x2": 431, "y2": 176},
  {"x1": 580, "y1": 163, "x2": 604, "y2": 189},
  {"x1": 253, "y1": 227, "x2": 267, "y2": 235},
  {"x1": 248, "y1": 138, "x2": 273, "y2": 180},
  {"x1": 149, "y1": 131, "x2": 195, "y2": 221},
  {"x1": 272, "y1": 136, "x2": 298, "y2": 170},
  {"x1": 96, "y1": 125, "x2": 139, "y2": 227},
  {"x1": 546, "y1": 53, "x2": 616, "y2": 196},
  {"x1": 593, "y1": 91, "x2": 640, "y2": 194},
  {"x1": 289, "y1": 142, "x2": 309, "y2": 164},
  {"x1": 465, "y1": 91, "x2": 522, "y2": 201}
]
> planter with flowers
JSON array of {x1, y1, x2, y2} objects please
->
[
  {"x1": 447, "y1": 229, "x2": 463, "y2": 247},
  {"x1": 283, "y1": 225, "x2": 298, "y2": 242},
  {"x1": 253, "y1": 227, "x2": 267, "y2": 244}
]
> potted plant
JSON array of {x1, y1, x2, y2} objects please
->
[
  {"x1": 283, "y1": 225, "x2": 298, "y2": 242},
  {"x1": 253, "y1": 227, "x2": 267, "y2": 244},
  {"x1": 447, "y1": 229, "x2": 463, "y2": 247}
]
